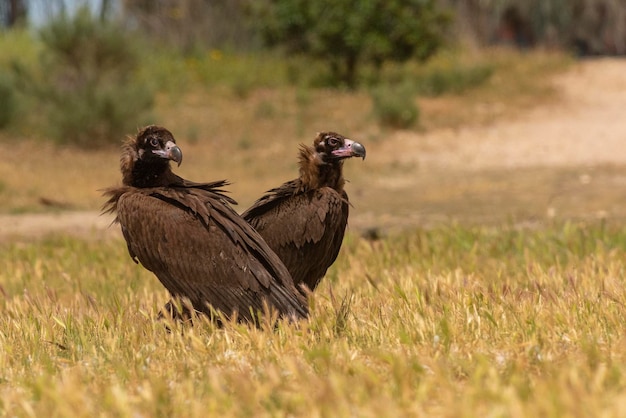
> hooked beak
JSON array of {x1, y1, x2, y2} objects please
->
[
  {"x1": 153, "y1": 140, "x2": 183, "y2": 166},
  {"x1": 331, "y1": 139, "x2": 366, "y2": 160}
]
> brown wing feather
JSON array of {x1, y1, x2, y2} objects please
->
[
  {"x1": 104, "y1": 185, "x2": 307, "y2": 322},
  {"x1": 243, "y1": 183, "x2": 349, "y2": 291}
]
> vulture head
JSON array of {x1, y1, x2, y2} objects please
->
[
  {"x1": 314, "y1": 132, "x2": 366, "y2": 163},
  {"x1": 300, "y1": 131, "x2": 366, "y2": 190},
  {"x1": 121, "y1": 125, "x2": 183, "y2": 187}
]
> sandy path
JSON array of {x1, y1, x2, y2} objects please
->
[{"x1": 385, "y1": 58, "x2": 626, "y2": 170}]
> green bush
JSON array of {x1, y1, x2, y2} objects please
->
[
  {"x1": 370, "y1": 83, "x2": 419, "y2": 129},
  {"x1": 364, "y1": 51, "x2": 495, "y2": 98},
  {"x1": 0, "y1": 72, "x2": 17, "y2": 128},
  {"x1": 253, "y1": 0, "x2": 451, "y2": 88},
  {"x1": 16, "y1": 8, "x2": 154, "y2": 147},
  {"x1": 415, "y1": 64, "x2": 494, "y2": 96}
]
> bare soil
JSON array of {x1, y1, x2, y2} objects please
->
[
  {"x1": 2, "y1": 58, "x2": 625, "y2": 241},
  {"x1": 354, "y1": 57, "x2": 626, "y2": 231}
]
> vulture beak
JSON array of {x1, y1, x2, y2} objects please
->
[
  {"x1": 331, "y1": 139, "x2": 367, "y2": 160},
  {"x1": 153, "y1": 140, "x2": 183, "y2": 166}
]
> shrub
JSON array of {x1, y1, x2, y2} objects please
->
[
  {"x1": 365, "y1": 51, "x2": 495, "y2": 98},
  {"x1": 370, "y1": 83, "x2": 419, "y2": 129},
  {"x1": 17, "y1": 8, "x2": 154, "y2": 147},
  {"x1": 0, "y1": 72, "x2": 17, "y2": 128},
  {"x1": 253, "y1": 0, "x2": 451, "y2": 88},
  {"x1": 415, "y1": 64, "x2": 494, "y2": 96}
]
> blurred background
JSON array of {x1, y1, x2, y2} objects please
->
[{"x1": 0, "y1": 0, "x2": 625, "y2": 239}]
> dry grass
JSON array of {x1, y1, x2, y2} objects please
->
[
  {"x1": 2, "y1": 47, "x2": 626, "y2": 416},
  {"x1": 0, "y1": 223, "x2": 625, "y2": 416}
]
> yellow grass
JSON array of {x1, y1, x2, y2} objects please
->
[
  {"x1": 0, "y1": 224, "x2": 625, "y2": 416},
  {"x1": 2, "y1": 47, "x2": 626, "y2": 416}
]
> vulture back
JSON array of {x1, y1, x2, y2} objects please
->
[{"x1": 244, "y1": 185, "x2": 349, "y2": 293}]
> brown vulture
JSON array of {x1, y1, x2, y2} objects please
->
[
  {"x1": 242, "y1": 132, "x2": 366, "y2": 294},
  {"x1": 102, "y1": 125, "x2": 308, "y2": 323}
]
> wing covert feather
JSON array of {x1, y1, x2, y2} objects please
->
[
  {"x1": 243, "y1": 187, "x2": 349, "y2": 290},
  {"x1": 114, "y1": 188, "x2": 306, "y2": 320}
]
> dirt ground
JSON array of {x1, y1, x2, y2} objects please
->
[
  {"x1": 351, "y1": 57, "x2": 626, "y2": 231},
  {"x1": 2, "y1": 58, "x2": 625, "y2": 241},
  {"x1": 390, "y1": 57, "x2": 626, "y2": 170}
]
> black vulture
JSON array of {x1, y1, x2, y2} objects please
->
[
  {"x1": 242, "y1": 132, "x2": 366, "y2": 294},
  {"x1": 102, "y1": 125, "x2": 308, "y2": 323}
]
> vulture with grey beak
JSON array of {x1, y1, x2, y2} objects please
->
[
  {"x1": 242, "y1": 132, "x2": 366, "y2": 294},
  {"x1": 102, "y1": 125, "x2": 308, "y2": 323}
]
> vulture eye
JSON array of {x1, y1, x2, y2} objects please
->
[
  {"x1": 149, "y1": 137, "x2": 159, "y2": 147},
  {"x1": 327, "y1": 137, "x2": 339, "y2": 147}
]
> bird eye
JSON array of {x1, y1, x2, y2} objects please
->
[
  {"x1": 327, "y1": 137, "x2": 339, "y2": 147},
  {"x1": 149, "y1": 137, "x2": 159, "y2": 147}
]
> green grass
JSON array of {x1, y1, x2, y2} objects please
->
[
  {"x1": 0, "y1": 29, "x2": 41, "y2": 68},
  {"x1": 1, "y1": 222, "x2": 625, "y2": 416}
]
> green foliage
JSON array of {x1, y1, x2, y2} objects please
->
[
  {"x1": 0, "y1": 71, "x2": 17, "y2": 128},
  {"x1": 415, "y1": 63, "x2": 494, "y2": 96},
  {"x1": 15, "y1": 8, "x2": 154, "y2": 147},
  {"x1": 370, "y1": 83, "x2": 419, "y2": 129},
  {"x1": 253, "y1": 0, "x2": 452, "y2": 88},
  {"x1": 364, "y1": 51, "x2": 497, "y2": 129},
  {"x1": 135, "y1": 45, "x2": 192, "y2": 98},
  {"x1": 368, "y1": 51, "x2": 495, "y2": 96},
  {"x1": 186, "y1": 50, "x2": 295, "y2": 94},
  {"x1": 0, "y1": 28, "x2": 41, "y2": 68},
  {"x1": 0, "y1": 29, "x2": 40, "y2": 132}
]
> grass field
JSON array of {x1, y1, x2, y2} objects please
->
[
  {"x1": 1, "y1": 223, "x2": 625, "y2": 417},
  {"x1": 2, "y1": 42, "x2": 626, "y2": 416}
]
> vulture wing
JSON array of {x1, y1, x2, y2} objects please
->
[
  {"x1": 106, "y1": 184, "x2": 308, "y2": 322},
  {"x1": 243, "y1": 181, "x2": 349, "y2": 291}
]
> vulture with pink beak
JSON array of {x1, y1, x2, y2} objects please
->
[{"x1": 242, "y1": 132, "x2": 366, "y2": 295}]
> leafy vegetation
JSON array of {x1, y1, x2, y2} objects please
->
[
  {"x1": 10, "y1": 8, "x2": 154, "y2": 147},
  {"x1": 370, "y1": 82, "x2": 420, "y2": 129},
  {"x1": 0, "y1": 71, "x2": 16, "y2": 128},
  {"x1": 0, "y1": 29, "x2": 39, "y2": 131},
  {"x1": 253, "y1": 0, "x2": 451, "y2": 88},
  {"x1": 365, "y1": 51, "x2": 498, "y2": 128},
  {"x1": 0, "y1": 20, "x2": 568, "y2": 148},
  {"x1": 1, "y1": 223, "x2": 625, "y2": 416},
  {"x1": 414, "y1": 62, "x2": 494, "y2": 97}
]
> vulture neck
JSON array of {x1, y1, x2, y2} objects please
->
[
  {"x1": 298, "y1": 145, "x2": 345, "y2": 192},
  {"x1": 121, "y1": 147, "x2": 176, "y2": 188}
]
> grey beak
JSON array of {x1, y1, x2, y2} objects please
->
[{"x1": 351, "y1": 141, "x2": 366, "y2": 160}]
